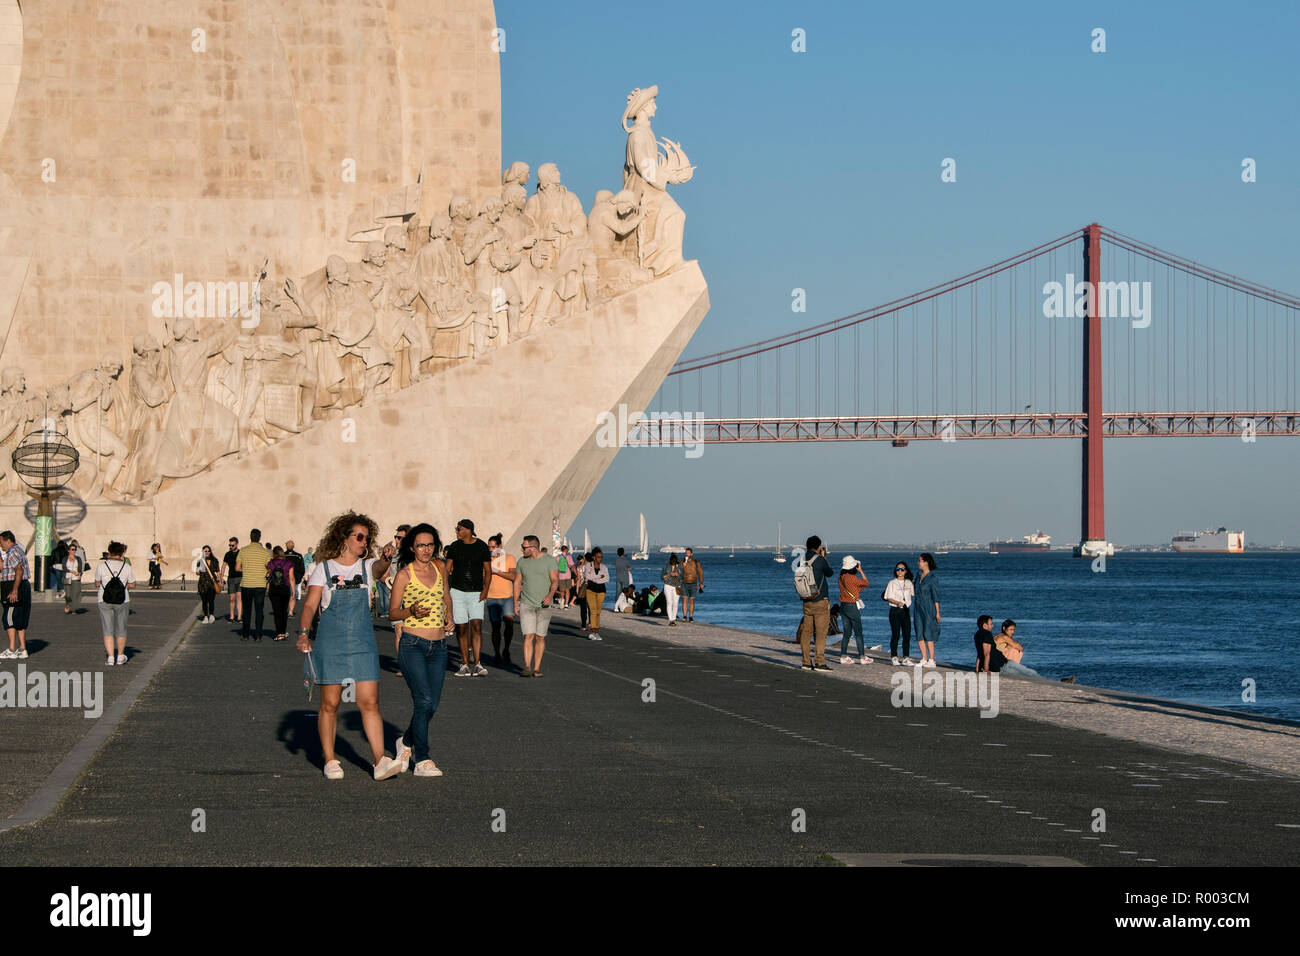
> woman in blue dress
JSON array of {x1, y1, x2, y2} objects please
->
[
  {"x1": 912, "y1": 552, "x2": 941, "y2": 668},
  {"x1": 296, "y1": 511, "x2": 404, "y2": 781}
]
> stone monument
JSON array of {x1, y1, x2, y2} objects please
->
[{"x1": 0, "y1": 0, "x2": 708, "y2": 564}]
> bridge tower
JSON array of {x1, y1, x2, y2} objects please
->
[{"x1": 1076, "y1": 222, "x2": 1114, "y2": 559}]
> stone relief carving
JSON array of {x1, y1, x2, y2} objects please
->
[{"x1": 10, "y1": 85, "x2": 693, "y2": 503}]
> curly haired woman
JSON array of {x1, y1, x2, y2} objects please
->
[{"x1": 296, "y1": 511, "x2": 403, "y2": 781}]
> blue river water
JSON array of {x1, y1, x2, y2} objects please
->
[{"x1": 621, "y1": 550, "x2": 1300, "y2": 723}]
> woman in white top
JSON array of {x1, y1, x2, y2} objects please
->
[
  {"x1": 883, "y1": 560, "x2": 915, "y2": 665},
  {"x1": 96, "y1": 541, "x2": 137, "y2": 666},
  {"x1": 582, "y1": 548, "x2": 610, "y2": 640},
  {"x1": 295, "y1": 511, "x2": 403, "y2": 782},
  {"x1": 63, "y1": 538, "x2": 88, "y2": 615}
]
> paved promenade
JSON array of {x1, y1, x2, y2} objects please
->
[{"x1": 2, "y1": 598, "x2": 1296, "y2": 865}]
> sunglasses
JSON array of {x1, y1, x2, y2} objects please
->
[
  {"x1": 352, "y1": 532, "x2": 369, "y2": 541},
  {"x1": 895, "y1": 568, "x2": 905, "y2": 573}
]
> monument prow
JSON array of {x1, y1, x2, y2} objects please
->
[{"x1": 0, "y1": 0, "x2": 707, "y2": 563}]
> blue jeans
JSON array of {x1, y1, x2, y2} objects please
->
[
  {"x1": 50, "y1": 566, "x2": 65, "y2": 592},
  {"x1": 398, "y1": 634, "x2": 448, "y2": 762},
  {"x1": 999, "y1": 660, "x2": 1042, "y2": 679},
  {"x1": 839, "y1": 604, "x2": 864, "y2": 657}
]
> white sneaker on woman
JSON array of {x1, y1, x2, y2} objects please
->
[
  {"x1": 840, "y1": 656, "x2": 854, "y2": 665},
  {"x1": 323, "y1": 759, "x2": 343, "y2": 780},
  {"x1": 372, "y1": 755, "x2": 404, "y2": 780},
  {"x1": 414, "y1": 760, "x2": 443, "y2": 777}
]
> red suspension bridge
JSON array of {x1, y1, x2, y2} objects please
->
[{"x1": 638, "y1": 224, "x2": 1300, "y2": 557}]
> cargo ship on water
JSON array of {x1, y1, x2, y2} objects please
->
[
  {"x1": 1171, "y1": 528, "x2": 1245, "y2": 553},
  {"x1": 989, "y1": 531, "x2": 1051, "y2": 553}
]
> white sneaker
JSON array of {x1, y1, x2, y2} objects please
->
[
  {"x1": 16, "y1": 648, "x2": 28, "y2": 659},
  {"x1": 840, "y1": 656, "x2": 853, "y2": 665},
  {"x1": 0, "y1": 649, "x2": 15, "y2": 660},
  {"x1": 323, "y1": 759, "x2": 344, "y2": 780},
  {"x1": 115, "y1": 654, "x2": 127, "y2": 666},
  {"x1": 455, "y1": 664, "x2": 472, "y2": 677},
  {"x1": 394, "y1": 736, "x2": 411, "y2": 772},
  {"x1": 900, "y1": 657, "x2": 915, "y2": 666},
  {"x1": 860, "y1": 656, "x2": 872, "y2": 665},
  {"x1": 414, "y1": 760, "x2": 443, "y2": 778},
  {"x1": 372, "y1": 755, "x2": 404, "y2": 780},
  {"x1": 472, "y1": 663, "x2": 488, "y2": 676},
  {"x1": 105, "y1": 655, "x2": 115, "y2": 667},
  {"x1": 590, "y1": 633, "x2": 602, "y2": 641},
  {"x1": 890, "y1": 656, "x2": 901, "y2": 665},
  {"x1": 923, "y1": 659, "x2": 936, "y2": 668}
]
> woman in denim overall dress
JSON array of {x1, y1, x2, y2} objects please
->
[{"x1": 296, "y1": 511, "x2": 404, "y2": 781}]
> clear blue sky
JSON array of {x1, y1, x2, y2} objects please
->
[{"x1": 499, "y1": 0, "x2": 1300, "y2": 548}]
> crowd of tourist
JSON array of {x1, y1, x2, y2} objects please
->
[{"x1": 3, "y1": 517, "x2": 1079, "y2": 785}]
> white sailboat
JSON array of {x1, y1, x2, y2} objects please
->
[
  {"x1": 730, "y1": 540, "x2": 734, "y2": 558},
  {"x1": 774, "y1": 522, "x2": 786, "y2": 563},
  {"x1": 583, "y1": 528, "x2": 591, "y2": 554},
  {"x1": 633, "y1": 513, "x2": 649, "y2": 560}
]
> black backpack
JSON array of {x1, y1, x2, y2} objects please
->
[
  {"x1": 102, "y1": 562, "x2": 126, "y2": 605},
  {"x1": 269, "y1": 564, "x2": 286, "y2": 588}
]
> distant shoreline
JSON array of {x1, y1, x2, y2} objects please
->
[{"x1": 644, "y1": 545, "x2": 1300, "y2": 554}]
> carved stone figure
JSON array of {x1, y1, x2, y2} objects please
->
[
  {"x1": 463, "y1": 196, "x2": 519, "y2": 345},
  {"x1": 53, "y1": 359, "x2": 131, "y2": 500},
  {"x1": 361, "y1": 239, "x2": 431, "y2": 384},
  {"x1": 622, "y1": 85, "x2": 694, "y2": 277},
  {"x1": 449, "y1": 195, "x2": 475, "y2": 248},
  {"x1": 590, "y1": 189, "x2": 652, "y2": 296},
  {"x1": 121, "y1": 333, "x2": 172, "y2": 499},
  {"x1": 502, "y1": 161, "x2": 530, "y2": 195},
  {"x1": 384, "y1": 224, "x2": 413, "y2": 273},
  {"x1": 524, "y1": 164, "x2": 599, "y2": 319},
  {"x1": 498, "y1": 183, "x2": 552, "y2": 335},
  {"x1": 414, "y1": 216, "x2": 493, "y2": 360},
  {"x1": 155, "y1": 317, "x2": 242, "y2": 479},
  {"x1": 0, "y1": 368, "x2": 43, "y2": 498},
  {"x1": 293, "y1": 255, "x2": 393, "y2": 403}
]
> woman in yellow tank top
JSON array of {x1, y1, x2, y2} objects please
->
[{"x1": 388, "y1": 523, "x2": 454, "y2": 778}]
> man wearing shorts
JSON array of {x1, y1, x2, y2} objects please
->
[
  {"x1": 222, "y1": 537, "x2": 241, "y2": 622},
  {"x1": 514, "y1": 535, "x2": 557, "y2": 678},
  {"x1": 680, "y1": 547, "x2": 704, "y2": 622},
  {"x1": 556, "y1": 545, "x2": 573, "y2": 607},
  {"x1": 486, "y1": 533, "x2": 517, "y2": 667},
  {"x1": 0, "y1": 531, "x2": 32, "y2": 659},
  {"x1": 445, "y1": 518, "x2": 492, "y2": 677}
]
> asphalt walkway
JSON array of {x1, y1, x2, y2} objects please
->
[{"x1": 2, "y1": 600, "x2": 1296, "y2": 864}]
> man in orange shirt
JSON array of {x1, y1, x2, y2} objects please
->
[{"x1": 486, "y1": 533, "x2": 518, "y2": 667}]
